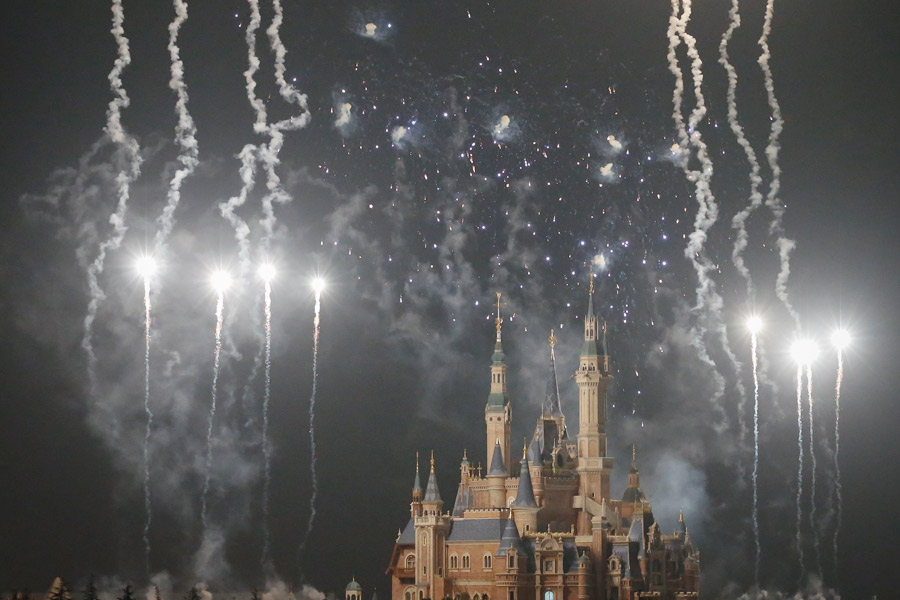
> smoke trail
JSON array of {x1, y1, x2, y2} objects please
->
[
  {"x1": 152, "y1": 0, "x2": 199, "y2": 256},
  {"x1": 142, "y1": 273, "x2": 153, "y2": 575},
  {"x1": 83, "y1": 0, "x2": 143, "y2": 392},
  {"x1": 832, "y1": 349, "x2": 844, "y2": 577},
  {"x1": 666, "y1": 0, "x2": 746, "y2": 428},
  {"x1": 796, "y1": 364, "x2": 805, "y2": 586},
  {"x1": 261, "y1": 279, "x2": 273, "y2": 566},
  {"x1": 258, "y1": 0, "x2": 312, "y2": 250},
  {"x1": 201, "y1": 290, "x2": 226, "y2": 531},
  {"x1": 750, "y1": 330, "x2": 761, "y2": 586},
  {"x1": 759, "y1": 0, "x2": 800, "y2": 328},
  {"x1": 807, "y1": 363, "x2": 822, "y2": 576},
  {"x1": 720, "y1": 0, "x2": 765, "y2": 297},
  {"x1": 219, "y1": 0, "x2": 264, "y2": 279},
  {"x1": 298, "y1": 288, "x2": 321, "y2": 559}
]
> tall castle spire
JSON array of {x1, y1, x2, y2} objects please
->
[
  {"x1": 485, "y1": 292, "x2": 512, "y2": 473},
  {"x1": 574, "y1": 268, "x2": 614, "y2": 520},
  {"x1": 543, "y1": 329, "x2": 563, "y2": 418}
]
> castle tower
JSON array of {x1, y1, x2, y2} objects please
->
[
  {"x1": 575, "y1": 273, "x2": 614, "y2": 507},
  {"x1": 415, "y1": 452, "x2": 450, "y2": 600},
  {"x1": 487, "y1": 439, "x2": 508, "y2": 508},
  {"x1": 485, "y1": 292, "x2": 512, "y2": 473}
]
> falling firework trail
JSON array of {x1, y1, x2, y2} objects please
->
[
  {"x1": 750, "y1": 330, "x2": 761, "y2": 586},
  {"x1": 83, "y1": 0, "x2": 142, "y2": 392},
  {"x1": 796, "y1": 364, "x2": 806, "y2": 585},
  {"x1": 201, "y1": 290, "x2": 226, "y2": 531},
  {"x1": 807, "y1": 363, "x2": 822, "y2": 576},
  {"x1": 261, "y1": 279, "x2": 273, "y2": 565},
  {"x1": 759, "y1": 0, "x2": 800, "y2": 328},
  {"x1": 298, "y1": 288, "x2": 321, "y2": 556},
  {"x1": 153, "y1": 0, "x2": 199, "y2": 255},
  {"x1": 720, "y1": 0, "x2": 765, "y2": 297},
  {"x1": 832, "y1": 348, "x2": 844, "y2": 575},
  {"x1": 142, "y1": 273, "x2": 153, "y2": 574},
  {"x1": 666, "y1": 0, "x2": 746, "y2": 424}
]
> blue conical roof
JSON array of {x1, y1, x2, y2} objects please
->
[
  {"x1": 514, "y1": 455, "x2": 538, "y2": 508},
  {"x1": 488, "y1": 440, "x2": 507, "y2": 477},
  {"x1": 424, "y1": 454, "x2": 441, "y2": 503},
  {"x1": 496, "y1": 512, "x2": 526, "y2": 556}
]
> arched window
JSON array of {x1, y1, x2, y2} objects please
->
[
  {"x1": 473, "y1": 595, "x2": 480, "y2": 600},
  {"x1": 544, "y1": 592, "x2": 555, "y2": 600},
  {"x1": 450, "y1": 554, "x2": 458, "y2": 569},
  {"x1": 405, "y1": 593, "x2": 411, "y2": 600},
  {"x1": 507, "y1": 553, "x2": 515, "y2": 569},
  {"x1": 406, "y1": 554, "x2": 416, "y2": 569},
  {"x1": 483, "y1": 554, "x2": 492, "y2": 569},
  {"x1": 419, "y1": 592, "x2": 424, "y2": 600},
  {"x1": 462, "y1": 554, "x2": 471, "y2": 569}
]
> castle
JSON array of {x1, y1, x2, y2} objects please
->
[{"x1": 380, "y1": 282, "x2": 700, "y2": 600}]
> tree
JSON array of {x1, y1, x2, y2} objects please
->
[
  {"x1": 183, "y1": 587, "x2": 202, "y2": 600},
  {"x1": 249, "y1": 590, "x2": 262, "y2": 600},
  {"x1": 118, "y1": 585, "x2": 136, "y2": 600},
  {"x1": 48, "y1": 579, "x2": 72, "y2": 600},
  {"x1": 82, "y1": 576, "x2": 100, "y2": 600},
  {"x1": 153, "y1": 586, "x2": 163, "y2": 600}
]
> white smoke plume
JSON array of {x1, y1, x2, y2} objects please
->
[
  {"x1": 606, "y1": 134, "x2": 624, "y2": 153},
  {"x1": 152, "y1": 0, "x2": 199, "y2": 258},
  {"x1": 391, "y1": 125, "x2": 408, "y2": 146},
  {"x1": 720, "y1": 0, "x2": 765, "y2": 298},
  {"x1": 759, "y1": 0, "x2": 800, "y2": 329},
  {"x1": 83, "y1": 0, "x2": 143, "y2": 396}
]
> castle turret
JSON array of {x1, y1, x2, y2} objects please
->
[
  {"x1": 512, "y1": 444, "x2": 539, "y2": 534},
  {"x1": 575, "y1": 273, "x2": 614, "y2": 521},
  {"x1": 415, "y1": 452, "x2": 450, "y2": 600},
  {"x1": 488, "y1": 439, "x2": 508, "y2": 508},
  {"x1": 422, "y1": 451, "x2": 443, "y2": 514},
  {"x1": 486, "y1": 292, "x2": 512, "y2": 474}
]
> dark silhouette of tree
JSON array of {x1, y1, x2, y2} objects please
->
[
  {"x1": 82, "y1": 576, "x2": 100, "y2": 600},
  {"x1": 48, "y1": 579, "x2": 72, "y2": 600},
  {"x1": 183, "y1": 587, "x2": 202, "y2": 600},
  {"x1": 249, "y1": 589, "x2": 262, "y2": 600},
  {"x1": 153, "y1": 586, "x2": 163, "y2": 600},
  {"x1": 118, "y1": 585, "x2": 136, "y2": 600}
]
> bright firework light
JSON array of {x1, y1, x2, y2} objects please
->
[
  {"x1": 211, "y1": 269, "x2": 232, "y2": 294},
  {"x1": 747, "y1": 315, "x2": 763, "y2": 335},
  {"x1": 791, "y1": 339, "x2": 819, "y2": 366},
  {"x1": 259, "y1": 262, "x2": 277, "y2": 283},
  {"x1": 137, "y1": 255, "x2": 158, "y2": 280},
  {"x1": 312, "y1": 276, "x2": 326, "y2": 294}
]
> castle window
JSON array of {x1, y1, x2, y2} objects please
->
[
  {"x1": 462, "y1": 554, "x2": 471, "y2": 569},
  {"x1": 483, "y1": 554, "x2": 492, "y2": 569},
  {"x1": 544, "y1": 560, "x2": 554, "y2": 573},
  {"x1": 450, "y1": 554, "x2": 458, "y2": 570},
  {"x1": 406, "y1": 555, "x2": 416, "y2": 569},
  {"x1": 508, "y1": 593, "x2": 515, "y2": 600},
  {"x1": 544, "y1": 592, "x2": 555, "y2": 600},
  {"x1": 405, "y1": 593, "x2": 411, "y2": 600},
  {"x1": 507, "y1": 553, "x2": 515, "y2": 569},
  {"x1": 473, "y1": 595, "x2": 480, "y2": 600}
]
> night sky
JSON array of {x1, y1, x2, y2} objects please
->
[{"x1": 1, "y1": 1, "x2": 898, "y2": 599}]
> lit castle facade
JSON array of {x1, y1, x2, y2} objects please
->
[{"x1": 384, "y1": 283, "x2": 700, "y2": 600}]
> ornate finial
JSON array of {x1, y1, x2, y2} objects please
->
[
  {"x1": 416, "y1": 451, "x2": 420, "y2": 473},
  {"x1": 548, "y1": 329, "x2": 556, "y2": 350},
  {"x1": 463, "y1": 448, "x2": 468, "y2": 460},
  {"x1": 522, "y1": 438, "x2": 528, "y2": 460},
  {"x1": 430, "y1": 450, "x2": 435, "y2": 472},
  {"x1": 589, "y1": 267, "x2": 594, "y2": 295},
  {"x1": 495, "y1": 292, "x2": 504, "y2": 341},
  {"x1": 631, "y1": 444, "x2": 636, "y2": 467},
  {"x1": 679, "y1": 509, "x2": 684, "y2": 523}
]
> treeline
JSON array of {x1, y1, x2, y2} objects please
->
[{"x1": 7, "y1": 577, "x2": 267, "y2": 600}]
